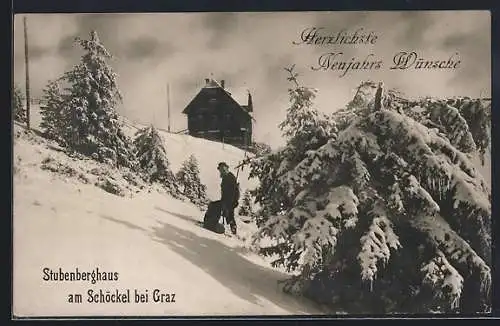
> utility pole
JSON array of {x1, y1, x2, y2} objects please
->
[
  {"x1": 23, "y1": 16, "x2": 31, "y2": 129},
  {"x1": 167, "y1": 83, "x2": 171, "y2": 132}
]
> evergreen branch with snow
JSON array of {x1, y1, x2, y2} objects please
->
[
  {"x1": 421, "y1": 250, "x2": 464, "y2": 311},
  {"x1": 13, "y1": 84, "x2": 27, "y2": 124}
]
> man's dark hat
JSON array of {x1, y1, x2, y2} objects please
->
[{"x1": 217, "y1": 162, "x2": 229, "y2": 170}]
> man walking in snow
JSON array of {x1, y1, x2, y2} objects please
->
[{"x1": 217, "y1": 162, "x2": 239, "y2": 235}]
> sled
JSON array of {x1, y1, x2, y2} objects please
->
[
  {"x1": 202, "y1": 200, "x2": 226, "y2": 234},
  {"x1": 201, "y1": 201, "x2": 245, "y2": 238},
  {"x1": 196, "y1": 221, "x2": 225, "y2": 234},
  {"x1": 196, "y1": 221, "x2": 243, "y2": 238}
]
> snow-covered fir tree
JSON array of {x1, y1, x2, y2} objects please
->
[
  {"x1": 56, "y1": 30, "x2": 135, "y2": 168},
  {"x1": 39, "y1": 80, "x2": 66, "y2": 143},
  {"x1": 176, "y1": 154, "x2": 209, "y2": 207},
  {"x1": 238, "y1": 189, "x2": 256, "y2": 218},
  {"x1": 249, "y1": 141, "x2": 272, "y2": 156},
  {"x1": 248, "y1": 65, "x2": 337, "y2": 228},
  {"x1": 400, "y1": 96, "x2": 491, "y2": 166},
  {"x1": 134, "y1": 125, "x2": 178, "y2": 195},
  {"x1": 13, "y1": 84, "x2": 26, "y2": 124},
  {"x1": 246, "y1": 67, "x2": 491, "y2": 314}
]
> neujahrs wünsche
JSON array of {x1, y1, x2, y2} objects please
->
[
  {"x1": 311, "y1": 51, "x2": 461, "y2": 77},
  {"x1": 294, "y1": 27, "x2": 461, "y2": 77}
]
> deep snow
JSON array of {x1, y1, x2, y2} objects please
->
[
  {"x1": 119, "y1": 117, "x2": 259, "y2": 201},
  {"x1": 12, "y1": 105, "x2": 491, "y2": 317},
  {"x1": 12, "y1": 117, "x2": 326, "y2": 317}
]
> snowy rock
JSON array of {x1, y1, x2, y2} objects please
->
[{"x1": 96, "y1": 176, "x2": 125, "y2": 197}]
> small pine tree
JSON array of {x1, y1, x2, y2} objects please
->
[
  {"x1": 40, "y1": 80, "x2": 66, "y2": 142},
  {"x1": 176, "y1": 154, "x2": 209, "y2": 207},
  {"x1": 238, "y1": 189, "x2": 255, "y2": 218},
  {"x1": 134, "y1": 125, "x2": 177, "y2": 194},
  {"x1": 12, "y1": 84, "x2": 26, "y2": 124}
]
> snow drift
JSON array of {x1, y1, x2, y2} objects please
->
[{"x1": 12, "y1": 111, "x2": 324, "y2": 317}]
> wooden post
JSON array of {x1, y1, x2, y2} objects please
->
[
  {"x1": 23, "y1": 16, "x2": 31, "y2": 129},
  {"x1": 167, "y1": 83, "x2": 171, "y2": 132},
  {"x1": 243, "y1": 129, "x2": 248, "y2": 149}
]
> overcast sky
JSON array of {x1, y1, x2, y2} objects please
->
[{"x1": 13, "y1": 11, "x2": 491, "y2": 148}]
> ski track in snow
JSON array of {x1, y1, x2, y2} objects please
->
[{"x1": 13, "y1": 115, "x2": 326, "y2": 317}]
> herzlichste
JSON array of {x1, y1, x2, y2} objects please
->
[{"x1": 294, "y1": 27, "x2": 378, "y2": 46}]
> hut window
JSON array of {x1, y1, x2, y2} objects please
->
[
  {"x1": 223, "y1": 114, "x2": 232, "y2": 129},
  {"x1": 208, "y1": 114, "x2": 218, "y2": 130},
  {"x1": 189, "y1": 115, "x2": 198, "y2": 130}
]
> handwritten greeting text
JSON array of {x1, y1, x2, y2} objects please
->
[{"x1": 293, "y1": 27, "x2": 461, "y2": 77}]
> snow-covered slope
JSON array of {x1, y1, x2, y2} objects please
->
[
  {"x1": 12, "y1": 122, "x2": 325, "y2": 317},
  {"x1": 29, "y1": 105, "x2": 258, "y2": 201},
  {"x1": 120, "y1": 119, "x2": 258, "y2": 201},
  {"x1": 13, "y1": 106, "x2": 490, "y2": 316}
]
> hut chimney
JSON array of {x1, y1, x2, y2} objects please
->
[
  {"x1": 374, "y1": 82, "x2": 384, "y2": 111},
  {"x1": 247, "y1": 91, "x2": 253, "y2": 112},
  {"x1": 205, "y1": 78, "x2": 210, "y2": 86},
  {"x1": 220, "y1": 80, "x2": 225, "y2": 89}
]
